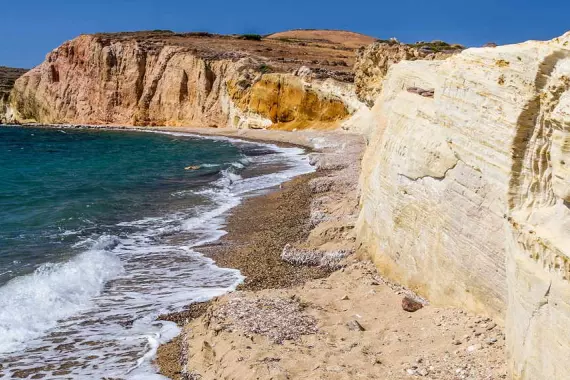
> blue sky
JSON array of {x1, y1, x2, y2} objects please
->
[{"x1": 2, "y1": 0, "x2": 569, "y2": 68}]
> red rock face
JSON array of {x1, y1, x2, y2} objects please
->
[
  {"x1": 10, "y1": 35, "x2": 238, "y2": 126},
  {"x1": 8, "y1": 31, "x2": 362, "y2": 128}
]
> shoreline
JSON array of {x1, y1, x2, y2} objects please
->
[
  {"x1": 1, "y1": 123, "x2": 508, "y2": 379},
  {"x1": 151, "y1": 128, "x2": 366, "y2": 379},
  {"x1": 0, "y1": 123, "x2": 362, "y2": 150},
  {"x1": 143, "y1": 126, "x2": 508, "y2": 380},
  {"x1": 1, "y1": 123, "x2": 366, "y2": 379},
  {"x1": 144, "y1": 126, "x2": 366, "y2": 379},
  {"x1": 156, "y1": 172, "x2": 332, "y2": 378}
]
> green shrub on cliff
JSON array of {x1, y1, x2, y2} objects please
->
[{"x1": 258, "y1": 64, "x2": 274, "y2": 74}]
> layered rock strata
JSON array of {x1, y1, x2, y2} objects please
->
[
  {"x1": 7, "y1": 31, "x2": 368, "y2": 129},
  {"x1": 354, "y1": 40, "x2": 462, "y2": 107},
  {"x1": 357, "y1": 32, "x2": 570, "y2": 379}
]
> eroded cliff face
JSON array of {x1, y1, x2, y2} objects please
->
[
  {"x1": 354, "y1": 41, "x2": 462, "y2": 107},
  {"x1": 0, "y1": 66, "x2": 27, "y2": 123},
  {"x1": 8, "y1": 32, "x2": 365, "y2": 129},
  {"x1": 356, "y1": 33, "x2": 570, "y2": 379}
]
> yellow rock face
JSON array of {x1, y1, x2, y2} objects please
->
[{"x1": 228, "y1": 74, "x2": 349, "y2": 130}]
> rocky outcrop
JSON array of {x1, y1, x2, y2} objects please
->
[
  {"x1": 356, "y1": 32, "x2": 570, "y2": 379},
  {"x1": 354, "y1": 41, "x2": 462, "y2": 107},
  {"x1": 0, "y1": 66, "x2": 27, "y2": 123},
  {"x1": 8, "y1": 31, "x2": 366, "y2": 129}
]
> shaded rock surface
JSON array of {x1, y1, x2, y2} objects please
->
[{"x1": 0, "y1": 66, "x2": 27, "y2": 123}]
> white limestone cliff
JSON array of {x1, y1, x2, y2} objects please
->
[{"x1": 356, "y1": 32, "x2": 570, "y2": 379}]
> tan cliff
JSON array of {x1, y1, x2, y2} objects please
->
[
  {"x1": 7, "y1": 30, "x2": 371, "y2": 129},
  {"x1": 354, "y1": 40, "x2": 463, "y2": 107},
  {"x1": 0, "y1": 66, "x2": 27, "y2": 123},
  {"x1": 356, "y1": 32, "x2": 570, "y2": 379}
]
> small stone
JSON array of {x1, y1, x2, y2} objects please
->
[
  {"x1": 467, "y1": 344, "x2": 481, "y2": 352},
  {"x1": 406, "y1": 369, "x2": 416, "y2": 375},
  {"x1": 341, "y1": 295, "x2": 349, "y2": 301},
  {"x1": 346, "y1": 319, "x2": 366, "y2": 331},
  {"x1": 487, "y1": 337, "x2": 498, "y2": 345},
  {"x1": 418, "y1": 368, "x2": 429, "y2": 376},
  {"x1": 402, "y1": 296, "x2": 423, "y2": 312},
  {"x1": 487, "y1": 323, "x2": 497, "y2": 331},
  {"x1": 452, "y1": 340, "x2": 462, "y2": 345}
]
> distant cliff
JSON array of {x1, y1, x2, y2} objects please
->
[
  {"x1": 0, "y1": 66, "x2": 27, "y2": 123},
  {"x1": 356, "y1": 32, "x2": 570, "y2": 379},
  {"x1": 7, "y1": 30, "x2": 372, "y2": 129}
]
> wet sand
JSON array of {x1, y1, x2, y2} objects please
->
[{"x1": 156, "y1": 172, "x2": 333, "y2": 379}]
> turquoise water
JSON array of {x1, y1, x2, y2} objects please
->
[
  {"x1": 0, "y1": 126, "x2": 313, "y2": 378},
  {"x1": 0, "y1": 127, "x2": 244, "y2": 283}
]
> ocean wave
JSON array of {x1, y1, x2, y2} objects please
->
[
  {"x1": 0, "y1": 235, "x2": 124, "y2": 354},
  {"x1": 0, "y1": 130, "x2": 316, "y2": 377}
]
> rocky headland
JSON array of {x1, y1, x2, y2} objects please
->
[
  {"x1": 4, "y1": 30, "x2": 374, "y2": 129},
  {"x1": 2, "y1": 29, "x2": 570, "y2": 380},
  {"x1": 0, "y1": 66, "x2": 27, "y2": 123}
]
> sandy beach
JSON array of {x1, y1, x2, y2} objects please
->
[{"x1": 139, "y1": 127, "x2": 508, "y2": 380}]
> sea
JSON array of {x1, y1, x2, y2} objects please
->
[{"x1": 0, "y1": 126, "x2": 314, "y2": 379}]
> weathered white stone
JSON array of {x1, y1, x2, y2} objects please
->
[{"x1": 357, "y1": 32, "x2": 570, "y2": 379}]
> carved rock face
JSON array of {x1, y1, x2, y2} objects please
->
[
  {"x1": 8, "y1": 34, "x2": 356, "y2": 130},
  {"x1": 356, "y1": 31, "x2": 570, "y2": 380},
  {"x1": 551, "y1": 89, "x2": 570, "y2": 203},
  {"x1": 551, "y1": 129, "x2": 570, "y2": 202}
]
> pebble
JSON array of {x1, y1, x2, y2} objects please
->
[
  {"x1": 346, "y1": 319, "x2": 366, "y2": 331},
  {"x1": 418, "y1": 368, "x2": 429, "y2": 376},
  {"x1": 467, "y1": 344, "x2": 482, "y2": 352}
]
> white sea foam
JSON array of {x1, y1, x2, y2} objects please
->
[
  {"x1": 0, "y1": 131, "x2": 315, "y2": 378},
  {"x1": 0, "y1": 235, "x2": 124, "y2": 354}
]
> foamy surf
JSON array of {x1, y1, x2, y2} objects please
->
[
  {"x1": 0, "y1": 131, "x2": 314, "y2": 379},
  {"x1": 0, "y1": 235, "x2": 124, "y2": 354}
]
